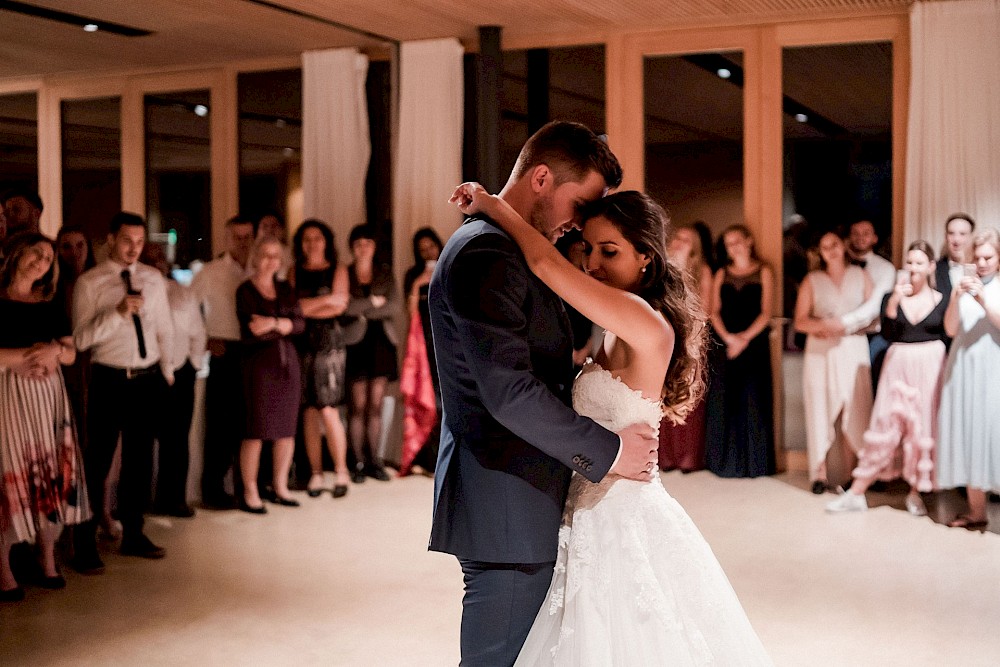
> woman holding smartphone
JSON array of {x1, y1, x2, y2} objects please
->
[
  {"x1": 937, "y1": 229, "x2": 1000, "y2": 530},
  {"x1": 826, "y1": 241, "x2": 947, "y2": 515}
]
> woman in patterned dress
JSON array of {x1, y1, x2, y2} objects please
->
[{"x1": 0, "y1": 233, "x2": 90, "y2": 600}]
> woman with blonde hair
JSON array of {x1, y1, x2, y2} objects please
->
[
  {"x1": 826, "y1": 240, "x2": 947, "y2": 515},
  {"x1": 236, "y1": 237, "x2": 305, "y2": 513},
  {"x1": 937, "y1": 228, "x2": 1000, "y2": 530}
]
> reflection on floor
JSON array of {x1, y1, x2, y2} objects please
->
[{"x1": 1, "y1": 471, "x2": 999, "y2": 666}]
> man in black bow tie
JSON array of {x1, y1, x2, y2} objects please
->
[{"x1": 71, "y1": 212, "x2": 175, "y2": 572}]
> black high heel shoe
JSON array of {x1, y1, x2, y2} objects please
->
[
  {"x1": 332, "y1": 484, "x2": 348, "y2": 499},
  {"x1": 239, "y1": 500, "x2": 267, "y2": 514},
  {"x1": 811, "y1": 480, "x2": 827, "y2": 495},
  {"x1": 271, "y1": 495, "x2": 300, "y2": 507}
]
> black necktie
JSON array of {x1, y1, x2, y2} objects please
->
[
  {"x1": 121, "y1": 269, "x2": 147, "y2": 359},
  {"x1": 849, "y1": 257, "x2": 867, "y2": 269}
]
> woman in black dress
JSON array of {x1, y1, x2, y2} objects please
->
[
  {"x1": 705, "y1": 225, "x2": 776, "y2": 478},
  {"x1": 345, "y1": 225, "x2": 400, "y2": 482},
  {"x1": 0, "y1": 233, "x2": 90, "y2": 599},
  {"x1": 291, "y1": 220, "x2": 352, "y2": 498},
  {"x1": 236, "y1": 237, "x2": 305, "y2": 513}
]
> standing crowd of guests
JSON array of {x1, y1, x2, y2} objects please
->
[{"x1": 0, "y1": 189, "x2": 446, "y2": 601}]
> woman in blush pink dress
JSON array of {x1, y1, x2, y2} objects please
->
[{"x1": 826, "y1": 241, "x2": 947, "y2": 515}]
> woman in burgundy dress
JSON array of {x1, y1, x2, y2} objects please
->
[{"x1": 236, "y1": 237, "x2": 305, "y2": 513}]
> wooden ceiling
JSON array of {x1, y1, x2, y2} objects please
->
[{"x1": 0, "y1": 0, "x2": 925, "y2": 79}]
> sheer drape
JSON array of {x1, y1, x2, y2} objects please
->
[
  {"x1": 392, "y1": 38, "x2": 465, "y2": 261},
  {"x1": 302, "y1": 48, "x2": 371, "y2": 254},
  {"x1": 906, "y1": 0, "x2": 1000, "y2": 248}
]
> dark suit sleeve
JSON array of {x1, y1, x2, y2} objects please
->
[{"x1": 448, "y1": 234, "x2": 620, "y2": 482}]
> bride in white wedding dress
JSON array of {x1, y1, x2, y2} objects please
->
[{"x1": 450, "y1": 184, "x2": 772, "y2": 666}]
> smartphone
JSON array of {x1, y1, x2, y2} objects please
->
[
  {"x1": 896, "y1": 269, "x2": 910, "y2": 286},
  {"x1": 963, "y1": 263, "x2": 978, "y2": 296}
]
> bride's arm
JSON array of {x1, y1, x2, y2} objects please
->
[{"x1": 450, "y1": 182, "x2": 672, "y2": 354}]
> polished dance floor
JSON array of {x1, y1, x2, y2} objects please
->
[{"x1": 2, "y1": 471, "x2": 999, "y2": 666}]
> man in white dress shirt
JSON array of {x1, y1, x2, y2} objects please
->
[
  {"x1": 191, "y1": 215, "x2": 254, "y2": 509},
  {"x1": 71, "y1": 212, "x2": 174, "y2": 572}
]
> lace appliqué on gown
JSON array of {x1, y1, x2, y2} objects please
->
[{"x1": 515, "y1": 363, "x2": 772, "y2": 666}]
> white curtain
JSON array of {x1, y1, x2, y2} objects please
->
[
  {"x1": 392, "y1": 38, "x2": 465, "y2": 266},
  {"x1": 906, "y1": 0, "x2": 1000, "y2": 249},
  {"x1": 302, "y1": 48, "x2": 371, "y2": 256}
]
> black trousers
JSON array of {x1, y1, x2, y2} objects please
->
[
  {"x1": 77, "y1": 363, "x2": 165, "y2": 548},
  {"x1": 202, "y1": 343, "x2": 243, "y2": 500},
  {"x1": 155, "y1": 361, "x2": 196, "y2": 509}
]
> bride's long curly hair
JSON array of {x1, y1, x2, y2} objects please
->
[{"x1": 582, "y1": 192, "x2": 708, "y2": 424}]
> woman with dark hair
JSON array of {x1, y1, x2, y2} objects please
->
[
  {"x1": 794, "y1": 229, "x2": 874, "y2": 494},
  {"x1": 827, "y1": 240, "x2": 946, "y2": 515},
  {"x1": 937, "y1": 228, "x2": 1000, "y2": 531},
  {"x1": 290, "y1": 219, "x2": 352, "y2": 498},
  {"x1": 705, "y1": 224, "x2": 776, "y2": 478},
  {"x1": 0, "y1": 233, "x2": 90, "y2": 599},
  {"x1": 236, "y1": 237, "x2": 305, "y2": 513},
  {"x1": 400, "y1": 227, "x2": 444, "y2": 476},
  {"x1": 450, "y1": 184, "x2": 771, "y2": 664},
  {"x1": 657, "y1": 224, "x2": 713, "y2": 472},
  {"x1": 344, "y1": 224, "x2": 400, "y2": 482}
]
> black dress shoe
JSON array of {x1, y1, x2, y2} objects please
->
[
  {"x1": 0, "y1": 587, "x2": 25, "y2": 602},
  {"x1": 307, "y1": 488, "x2": 324, "y2": 498},
  {"x1": 120, "y1": 534, "x2": 166, "y2": 559},
  {"x1": 331, "y1": 484, "x2": 348, "y2": 499},
  {"x1": 239, "y1": 500, "x2": 268, "y2": 515},
  {"x1": 70, "y1": 551, "x2": 105, "y2": 575},
  {"x1": 365, "y1": 463, "x2": 392, "y2": 482},
  {"x1": 271, "y1": 495, "x2": 300, "y2": 507},
  {"x1": 350, "y1": 464, "x2": 366, "y2": 484},
  {"x1": 811, "y1": 480, "x2": 827, "y2": 495}
]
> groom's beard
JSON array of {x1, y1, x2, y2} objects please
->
[{"x1": 529, "y1": 194, "x2": 561, "y2": 244}]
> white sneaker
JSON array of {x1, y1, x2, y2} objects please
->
[
  {"x1": 905, "y1": 493, "x2": 928, "y2": 517},
  {"x1": 825, "y1": 492, "x2": 868, "y2": 513}
]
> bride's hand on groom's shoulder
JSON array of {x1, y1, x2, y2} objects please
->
[{"x1": 449, "y1": 182, "x2": 491, "y2": 216}]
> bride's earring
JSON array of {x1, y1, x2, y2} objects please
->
[{"x1": 641, "y1": 266, "x2": 647, "y2": 273}]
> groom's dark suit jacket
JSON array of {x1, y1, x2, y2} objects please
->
[{"x1": 428, "y1": 217, "x2": 620, "y2": 564}]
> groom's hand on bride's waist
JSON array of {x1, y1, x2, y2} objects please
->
[{"x1": 610, "y1": 423, "x2": 658, "y2": 482}]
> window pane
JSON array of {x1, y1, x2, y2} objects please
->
[
  {"x1": 145, "y1": 90, "x2": 211, "y2": 267},
  {"x1": 0, "y1": 92, "x2": 39, "y2": 231},
  {"x1": 61, "y1": 97, "x2": 121, "y2": 241}
]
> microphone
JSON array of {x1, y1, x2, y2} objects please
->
[{"x1": 121, "y1": 269, "x2": 147, "y2": 359}]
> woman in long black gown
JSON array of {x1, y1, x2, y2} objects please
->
[{"x1": 705, "y1": 225, "x2": 776, "y2": 478}]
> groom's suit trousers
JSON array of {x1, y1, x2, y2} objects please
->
[{"x1": 459, "y1": 559, "x2": 554, "y2": 666}]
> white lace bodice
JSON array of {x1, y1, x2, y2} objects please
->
[{"x1": 571, "y1": 362, "x2": 662, "y2": 433}]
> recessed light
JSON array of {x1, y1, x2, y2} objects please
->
[
  {"x1": 282, "y1": 147, "x2": 295, "y2": 157},
  {"x1": 193, "y1": 104, "x2": 208, "y2": 117},
  {"x1": 83, "y1": 23, "x2": 99, "y2": 32},
  {"x1": 275, "y1": 119, "x2": 287, "y2": 128},
  {"x1": 716, "y1": 68, "x2": 731, "y2": 79},
  {"x1": 795, "y1": 113, "x2": 808, "y2": 123}
]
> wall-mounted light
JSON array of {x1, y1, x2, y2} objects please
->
[
  {"x1": 716, "y1": 68, "x2": 731, "y2": 79},
  {"x1": 193, "y1": 104, "x2": 208, "y2": 117},
  {"x1": 795, "y1": 113, "x2": 808, "y2": 123},
  {"x1": 83, "y1": 23, "x2": 98, "y2": 32}
]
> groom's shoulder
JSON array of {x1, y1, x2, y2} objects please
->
[{"x1": 442, "y1": 216, "x2": 520, "y2": 263}]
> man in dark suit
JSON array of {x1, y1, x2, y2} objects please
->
[{"x1": 428, "y1": 122, "x2": 658, "y2": 665}]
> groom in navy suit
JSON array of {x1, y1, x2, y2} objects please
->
[{"x1": 428, "y1": 122, "x2": 659, "y2": 665}]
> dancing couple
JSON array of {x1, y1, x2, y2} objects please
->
[{"x1": 428, "y1": 121, "x2": 772, "y2": 665}]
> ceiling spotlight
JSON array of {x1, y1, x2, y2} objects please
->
[
  {"x1": 193, "y1": 104, "x2": 208, "y2": 117},
  {"x1": 83, "y1": 23, "x2": 99, "y2": 32},
  {"x1": 275, "y1": 119, "x2": 287, "y2": 128},
  {"x1": 794, "y1": 113, "x2": 808, "y2": 123},
  {"x1": 716, "y1": 68, "x2": 731, "y2": 79},
  {"x1": 282, "y1": 147, "x2": 295, "y2": 157}
]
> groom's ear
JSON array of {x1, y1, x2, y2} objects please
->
[{"x1": 529, "y1": 164, "x2": 551, "y2": 194}]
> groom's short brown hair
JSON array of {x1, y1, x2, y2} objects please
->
[{"x1": 513, "y1": 121, "x2": 623, "y2": 189}]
